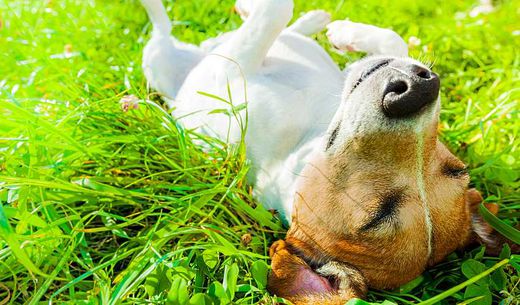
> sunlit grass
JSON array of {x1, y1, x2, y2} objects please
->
[{"x1": 0, "y1": 0, "x2": 518, "y2": 304}]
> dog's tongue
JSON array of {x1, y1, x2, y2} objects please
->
[{"x1": 286, "y1": 266, "x2": 335, "y2": 296}]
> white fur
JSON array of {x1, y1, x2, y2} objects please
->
[
  {"x1": 326, "y1": 20, "x2": 408, "y2": 57},
  {"x1": 140, "y1": 0, "x2": 433, "y2": 225}
]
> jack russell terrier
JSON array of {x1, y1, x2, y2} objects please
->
[{"x1": 139, "y1": 0, "x2": 509, "y2": 303}]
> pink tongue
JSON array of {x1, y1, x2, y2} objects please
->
[{"x1": 286, "y1": 266, "x2": 335, "y2": 296}]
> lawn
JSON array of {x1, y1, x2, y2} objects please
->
[{"x1": 0, "y1": 0, "x2": 519, "y2": 304}]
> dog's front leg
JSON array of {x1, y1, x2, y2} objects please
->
[
  {"x1": 217, "y1": 0, "x2": 294, "y2": 75},
  {"x1": 286, "y1": 10, "x2": 331, "y2": 36},
  {"x1": 326, "y1": 20, "x2": 408, "y2": 57}
]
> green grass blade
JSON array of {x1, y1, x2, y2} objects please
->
[
  {"x1": 0, "y1": 202, "x2": 48, "y2": 277},
  {"x1": 479, "y1": 203, "x2": 520, "y2": 244},
  {"x1": 417, "y1": 259, "x2": 510, "y2": 305}
]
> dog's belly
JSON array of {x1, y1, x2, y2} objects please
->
[{"x1": 175, "y1": 32, "x2": 344, "y2": 222}]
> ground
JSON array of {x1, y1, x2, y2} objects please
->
[{"x1": 0, "y1": 0, "x2": 519, "y2": 304}]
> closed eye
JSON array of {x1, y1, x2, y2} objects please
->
[
  {"x1": 443, "y1": 164, "x2": 468, "y2": 178},
  {"x1": 360, "y1": 192, "x2": 403, "y2": 231}
]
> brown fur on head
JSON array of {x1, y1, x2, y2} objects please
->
[
  {"x1": 285, "y1": 137, "x2": 475, "y2": 287},
  {"x1": 266, "y1": 57, "x2": 511, "y2": 304}
]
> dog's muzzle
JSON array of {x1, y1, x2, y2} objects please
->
[{"x1": 382, "y1": 64, "x2": 440, "y2": 118}]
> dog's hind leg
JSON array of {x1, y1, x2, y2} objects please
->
[
  {"x1": 140, "y1": 0, "x2": 204, "y2": 102},
  {"x1": 286, "y1": 10, "x2": 331, "y2": 36},
  {"x1": 326, "y1": 20, "x2": 408, "y2": 57},
  {"x1": 214, "y1": 0, "x2": 294, "y2": 75}
]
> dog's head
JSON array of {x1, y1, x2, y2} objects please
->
[{"x1": 268, "y1": 57, "x2": 507, "y2": 302}]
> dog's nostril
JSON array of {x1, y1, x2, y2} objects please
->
[
  {"x1": 417, "y1": 70, "x2": 430, "y2": 79},
  {"x1": 382, "y1": 70, "x2": 440, "y2": 118},
  {"x1": 411, "y1": 65, "x2": 431, "y2": 79},
  {"x1": 386, "y1": 80, "x2": 408, "y2": 95}
]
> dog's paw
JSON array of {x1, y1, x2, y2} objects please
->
[
  {"x1": 326, "y1": 20, "x2": 408, "y2": 56},
  {"x1": 290, "y1": 10, "x2": 331, "y2": 36},
  {"x1": 326, "y1": 20, "x2": 363, "y2": 53}
]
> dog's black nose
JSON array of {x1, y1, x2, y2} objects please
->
[{"x1": 382, "y1": 64, "x2": 440, "y2": 118}]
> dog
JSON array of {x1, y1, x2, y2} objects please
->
[{"x1": 139, "y1": 0, "x2": 508, "y2": 303}]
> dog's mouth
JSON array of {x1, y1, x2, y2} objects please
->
[
  {"x1": 327, "y1": 58, "x2": 440, "y2": 151},
  {"x1": 347, "y1": 57, "x2": 440, "y2": 119},
  {"x1": 381, "y1": 64, "x2": 440, "y2": 118}
]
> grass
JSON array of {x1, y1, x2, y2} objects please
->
[{"x1": 0, "y1": 0, "x2": 518, "y2": 304}]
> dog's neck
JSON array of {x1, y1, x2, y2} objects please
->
[{"x1": 253, "y1": 119, "x2": 439, "y2": 228}]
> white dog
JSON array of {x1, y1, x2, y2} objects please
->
[
  {"x1": 141, "y1": 0, "x2": 414, "y2": 222},
  {"x1": 139, "y1": 0, "x2": 499, "y2": 303}
]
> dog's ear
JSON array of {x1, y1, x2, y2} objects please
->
[
  {"x1": 466, "y1": 189, "x2": 519, "y2": 255},
  {"x1": 267, "y1": 240, "x2": 367, "y2": 305}
]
